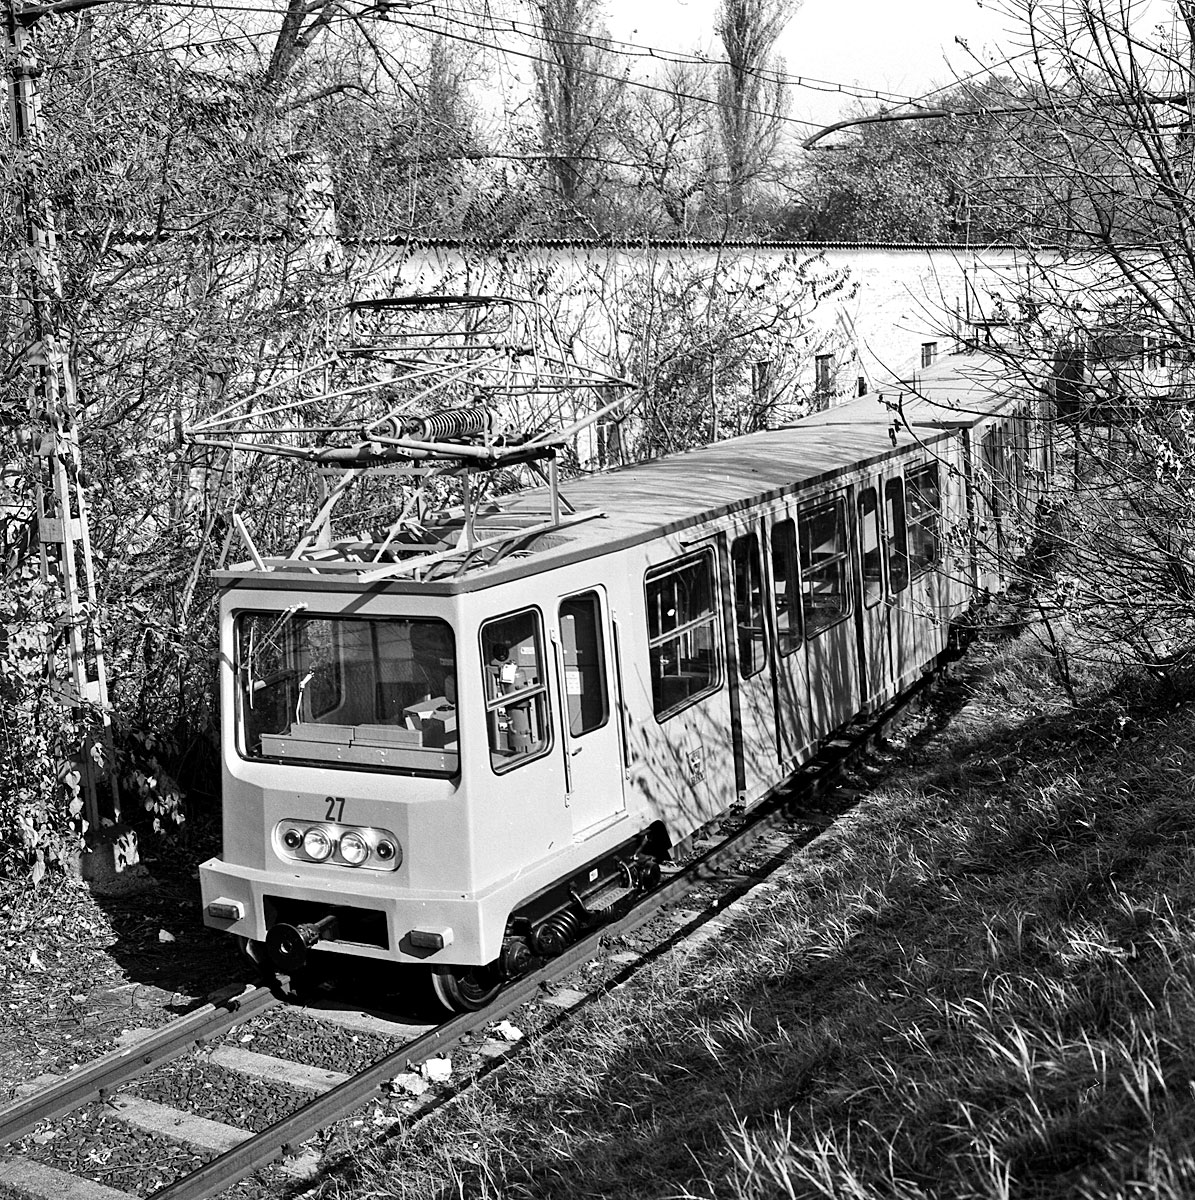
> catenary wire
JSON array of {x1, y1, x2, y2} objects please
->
[{"x1": 31, "y1": 0, "x2": 963, "y2": 123}]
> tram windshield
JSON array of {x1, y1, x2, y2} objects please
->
[{"x1": 237, "y1": 612, "x2": 458, "y2": 775}]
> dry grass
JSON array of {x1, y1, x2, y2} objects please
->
[{"x1": 314, "y1": 627, "x2": 1195, "y2": 1200}]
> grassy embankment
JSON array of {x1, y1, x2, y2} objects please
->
[{"x1": 318, "y1": 626, "x2": 1195, "y2": 1200}]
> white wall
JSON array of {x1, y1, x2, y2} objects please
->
[{"x1": 340, "y1": 241, "x2": 1095, "y2": 408}]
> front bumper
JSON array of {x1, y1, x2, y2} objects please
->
[{"x1": 199, "y1": 857, "x2": 501, "y2": 965}]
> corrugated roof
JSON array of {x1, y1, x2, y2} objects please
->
[{"x1": 113, "y1": 230, "x2": 1048, "y2": 253}]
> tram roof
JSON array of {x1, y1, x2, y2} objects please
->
[{"x1": 219, "y1": 350, "x2": 1036, "y2": 595}]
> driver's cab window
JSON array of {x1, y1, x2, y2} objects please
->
[
  {"x1": 480, "y1": 609, "x2": 551, "y2": 771},
  {"x1": 237, "y1": 613, "x2": 458, "y2": 775}
]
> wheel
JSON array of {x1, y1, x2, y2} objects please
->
[{"x1": 430, "y1": 963, "x2": 504, "y2": 1013}]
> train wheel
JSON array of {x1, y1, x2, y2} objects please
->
[{"x1": 430, "y1": 963, "x2": 504, "y2": 1013}]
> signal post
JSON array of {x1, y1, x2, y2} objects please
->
[{"x1": 4, "y1": 0, "x2": 129, "y2": 879}]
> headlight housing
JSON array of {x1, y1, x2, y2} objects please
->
[{"x1": 275, "y1": 820, "x2": 401, "y2": 872}]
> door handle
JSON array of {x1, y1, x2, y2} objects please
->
[{"x1": 570, "y1": 745, "x2": 583, "y2": 757}]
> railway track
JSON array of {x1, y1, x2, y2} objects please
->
[{"x1": 0, "y1": 673, "x2": 938, "y2": 1200}]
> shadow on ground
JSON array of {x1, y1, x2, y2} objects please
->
[{"x1": 86, "y1": 813, "x2": 250, "y2": 1009}]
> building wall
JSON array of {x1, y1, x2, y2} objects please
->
[{"x1": 341, "y1": 241, "x2": 1090, "y2": 406}]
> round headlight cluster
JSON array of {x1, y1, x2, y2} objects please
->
[{"x1": 275, "y1": 821, "x2": 401, "y2": 871}]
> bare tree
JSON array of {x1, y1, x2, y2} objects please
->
[
  {"x1": 332, "y1": 36, "x2": 496, "y2": 237},
  {"x1": 715, "y1": 0, "x2": 796, "y2": 221},
  {"x1": 528, "y1": 0, "x2": 623, "y2": 231},
  {"x1": 791, "y1": 78, "x2": 1073, "y2": 242},
  {"x1": 895, "y1": 0, "x2": 1195, "y2": 693},
  {"x1": 0, "y1": 5, "x2": 417, "y2": 875},
  {"x1": 611, "y1": 62, "x2": 721, "y2": 234}
]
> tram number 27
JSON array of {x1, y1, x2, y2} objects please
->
[{"x1": 325, "y1": 796, "x2": 346, "y2": 822}]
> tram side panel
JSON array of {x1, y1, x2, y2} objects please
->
[
  {"x1": 959, "y1": 424, "x2": 1002, "y2": 598},
  {"x1": 761, "y1": 501, "x2": 818, "y2": 770},
  {"x1": 724, "y1": 518, "x2": 782, "y2": 807},
  {"x1": 796, "y1": 485, "x2": 863, "y2": 740},
  {"x1": 965, "y1": 402, "x2": 1053, "y2": 597},
  {"x1": 885, "y1": 450, "x2": 943, "y2": 691},
  {"x1": 622, "y1": 534, "x2": 741, "y2": 844},
  {"x1": 460, "y1": 556, "x2": 643, "y2": 893}
]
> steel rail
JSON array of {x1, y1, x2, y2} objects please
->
[
  {"x1": 148, "y1": 673, "x2": 936, "y2": 1200},
  {"x1": 0, "y1": 984, "x2": 277, "y2": 1147}
]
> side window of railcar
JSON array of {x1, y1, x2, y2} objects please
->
[
  {"x1": 480, "y1": 609, "x2": 551, "y2": 772},
  {"x1": 858, "y1": 487, "x2": 883, "y2": 607},
  {"x1": 981, "y1": 428, "x2": 1001, "y2": 507},
  {"x1": 799, "y1": 498, "x2": 851, "y2": 635},
  {"x1": 1013, "y1": 415, "x2": 1028, "y2": 494},
  {"x1": 559, "y1": 591, "x2": 609, "y2": 737},
  {"x1": 770, "y1": 518, "x2": 801, "y2": 655},
  {"x1": 906, "y1": 463, "x2": 942, "y2": 575},
  {"x1": 884, "y1": 478, "x2": 910, "y2": 595},
  {"x1": 731, "y1": 533, "x2": 767, "y2": 678},
  {"x1": 645, "y1": 552, "x2": 721, "y2": 719}
]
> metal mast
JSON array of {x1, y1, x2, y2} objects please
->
[{"x1": 5, "y1": 0, "x2": 117, "y2": 832}]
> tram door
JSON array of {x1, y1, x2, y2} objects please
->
[
  {"x1": 904, "y1": 460, "x2": 947, "y2": 668},
  {"x1": 551, "y1": 588, "x2": 626, "y2": 839},
  {"x1": 883, "y1": 472, "x2": 917, "y2": 690},
  {"x1": 800, "y1": 490, "x2": 860, "y2": 738},
  {"x1": 727, "y1": 523, "x2": 781, "y2": 803},
  {"x1": 765, "y1": 510, "x2": 815, "y2": 768},
  {"x1": 885, "y1": 461, "x2": 948, "y2": 689},
  {"x1": 854, "y1": 481, "x2": 892, "y2": 709}
]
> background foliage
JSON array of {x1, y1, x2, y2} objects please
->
[{"x1": 7, "y1": 0, "x2": 1195, "y2": 879}]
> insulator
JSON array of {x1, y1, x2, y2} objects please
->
[
  {"x1": 530, "y1": 907, "x2": 582, "y2": 958},
  {"x1": 417, "y1": 408, "x2": 496, "y2": 440},
  {"x1": 367, "y1": 408, "x2": 497, "y2": 442},
  {"x1": 369, "y1": 414, "x2": 415, "y2": 439}
]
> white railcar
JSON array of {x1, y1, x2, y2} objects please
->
[{"x1": 199, "y1": 353, "x2": 1051, "y2": 1011}]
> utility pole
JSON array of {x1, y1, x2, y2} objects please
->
[{"x1": 5, "y1": 0, "x2": 121, "y2": 852}]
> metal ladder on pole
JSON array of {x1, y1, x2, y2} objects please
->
[
  {"x1": 7, "y1": 0, "x2": 118, "y2": 834},
  {"x1": 32, "y1": 349, "x2": 120, "y2": 829}
]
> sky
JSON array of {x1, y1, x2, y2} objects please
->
[{"x1": 603, "y1": 0, "x2": 1018, "y2": 135}]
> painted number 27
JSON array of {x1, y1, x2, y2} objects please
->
[{"x1": 325, "y1": 795, "x2": 346, "y2": 823}]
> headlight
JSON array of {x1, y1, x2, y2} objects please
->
[
  {"x1": 302, "y1": 827, "x2": 334, "y2": 861},
  {"x1": 276, "y1": 820, "x2": 400, "y2": 871},
  {"x1": 339, "y1": 831, "x2": 369, "y2": 866}
]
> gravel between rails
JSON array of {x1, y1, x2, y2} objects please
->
[
  {"x1": 126, "y1": 1058, "x2": 309, "y2": 1134},
  {"x1": 13, "y1": 1102, "x2": 209, "y2": 1195},
  {"x1": 237, "y1": 1010, "x2": 408, "y2": 1076}
]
